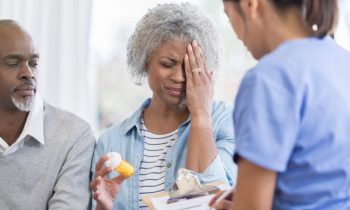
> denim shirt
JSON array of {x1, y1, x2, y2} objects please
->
[{"x1": 91, "y1": 99, "x2": 237, "y2": 210}]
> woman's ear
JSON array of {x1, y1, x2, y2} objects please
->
[
  {"x1": 242, "y1": 0, "x2": 259, "y2": 19},
  {"x1": 144, "y1": 62, "x2": 149, "y2": 73}
]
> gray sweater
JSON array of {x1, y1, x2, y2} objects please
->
[{"x1": 0, "y1": 103, "x2": 96, "y2": 210}]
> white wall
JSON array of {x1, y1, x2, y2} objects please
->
[{"x1": 0, "y1": 0, "x2": 97, "y2": 131}]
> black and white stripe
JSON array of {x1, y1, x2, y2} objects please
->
[{"x1": 139, "y1": 119, "x2": 178, "y2": 210}]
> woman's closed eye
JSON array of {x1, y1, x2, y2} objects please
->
[{"x1": 160, "y1": 61, "x2": 176, "y2": 68}]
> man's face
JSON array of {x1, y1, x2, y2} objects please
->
[{"x1": 0, "y1": 26, "x2": 39, "y2": 112}]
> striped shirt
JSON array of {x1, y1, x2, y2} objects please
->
[{"x1": 139, "y1": 119, "x2": 178, "y2": 209}]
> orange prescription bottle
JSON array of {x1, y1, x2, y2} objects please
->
[{"x1": 104, "y1": 152, "x2": 134, "y2": 177}]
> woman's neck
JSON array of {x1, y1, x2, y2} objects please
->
[
  {"x1": 142, "y1": 99, "x2": 189, "y2": 134},
  {"x1": 263, "y1": 6, "x2": 312, "y2": 54}
]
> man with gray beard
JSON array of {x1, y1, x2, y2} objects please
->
[{"x1": 0, "y1": 19, "x2": 96, "y2": 210}]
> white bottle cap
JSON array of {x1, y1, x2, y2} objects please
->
[{"x1": 104, "y1": 152, "x2": 121, "y2": 169}]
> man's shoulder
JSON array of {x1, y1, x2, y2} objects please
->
[{"x1": 43, "y1": 103, "x2": 91, "y2": 133}]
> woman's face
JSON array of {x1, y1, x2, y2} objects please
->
[
  {"x1": 224, "y1": 1, "x2": 246, "y2": 42},
  {"x1": 224, "y1": 0, "x2": 266, "y2": 59},
  {"x1": 147, "y1": 38, "x2": 189, "y2": 108}
]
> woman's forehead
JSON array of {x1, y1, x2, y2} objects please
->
[{"x1": 152, "y1": 39, "x2": 190, "y2": 57}]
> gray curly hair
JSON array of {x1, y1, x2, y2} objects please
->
[{"x1": 127, "y1": 2, "x2": 223, "y2": 84}]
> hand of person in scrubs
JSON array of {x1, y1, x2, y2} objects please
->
[{"x1": 209, "y1": 188, "x2": 234, "y2": 210}]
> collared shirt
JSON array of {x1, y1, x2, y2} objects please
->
[
  {"x1": 0, "y1": 94, "x2": 44, "y2": 156},
  {"x1": 234, "y1": 36, "x2": 350, "y2": 209},
  {"x1": 91, "y1": 99, "x2": 237, "y2": 210},
  {"x1": 0, "y1": 99, "x2": 96, "y2": 210}
]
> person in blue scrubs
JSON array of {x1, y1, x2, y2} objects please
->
[{"x1": 210, "y1": 0, "x2": 350, "y2": 209}]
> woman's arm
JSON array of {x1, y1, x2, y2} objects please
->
[
  {"x1": 184, "y1": 40, "x2": 217, "y2": 173},
  {"x1": 186, "y1": 111, "x2": 217, "y2": 172},
  {"x1": 230, "y1": 158, "x2": 276, "y2": 210}
]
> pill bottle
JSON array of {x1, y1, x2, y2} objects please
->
[{"x1": 104, "y1": 152, "x2": 134, "y2": 177}]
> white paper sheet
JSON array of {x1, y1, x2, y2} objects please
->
[{"x1": 150, "y1": 194, "x2": 214, "y2": 210}]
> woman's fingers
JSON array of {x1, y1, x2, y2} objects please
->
[
  {"x1": 194, "y1": 41, "x2": 211, "y2": 82},
  {"x1": 187, "y1": 40, "x2": 213, "y2": 84},
  {"x1": 213, "y1": 199, "x2": 232, "y2": 210},
  {"x1": 192, "y1": 40, "x2": 205, "y2": 74},
  {"x1": 92, "y1": 190, "x2": 100, "y2": 200},
  {"x1": 112, "y1": 174, "x2": 127, "y2": 185},
  {"x1": 90, "y1": 180, "x2": 96, "y2": 192},
  {"x1": 184, "y1": 54, "x2": 194, "y2": 83},
  {"x1": 200, "y1": 48, "x2": 212, "y2": 79},
  {"x1": 209, "y1": 190, "x2": 225, "y2": 206},
  {"x1": 187, "y1": 43, "x2": 203, "y2": 83},
  {"x1": 187, "y1": 44, "x2": 198, "y2": 70},
  {"x1": 95, "y1": 155, "x2": 113, "y2": 178},
  {"x1": 209, "y1": 188, "x2": 235, "y2": 209},
  {"x1": 97, "y1": 166, "x2": 113, "y2": 178},
  {"x1": 95, "y1": 155, "x2": 108, "y2": 172},
  {"x1": 90, "y1": 176, "x2": 103, "y2": 192}
]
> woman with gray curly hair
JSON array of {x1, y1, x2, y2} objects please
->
[{"x1": 90, "y1": 3, "x2": 236, "y2": 210}]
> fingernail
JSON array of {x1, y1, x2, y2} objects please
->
[
  {"x1": 188, "y1": 45, "x2": 192, "y2": 51},
  {"x1": 193, "y1": 40, "x2": 197, "y2": 46}
]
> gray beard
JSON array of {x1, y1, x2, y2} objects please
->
[{"x1": 11, "y1": 96, "x2": 35, "y2": 112}]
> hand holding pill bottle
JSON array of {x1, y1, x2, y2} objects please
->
[{"x1": 104, "y1": 152, "x2": 134, "y2": 177}]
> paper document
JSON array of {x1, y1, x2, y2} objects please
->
[
  {"x1": 141, "y1": 170, "x2": 228, "y2": 210},
  {"x1": 150, "y1": 194, "x2": 214, "y2": 210}
]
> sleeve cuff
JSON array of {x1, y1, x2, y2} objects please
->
[{"x1": 196, "y1": 155, "x2": 229, "y2": 185}]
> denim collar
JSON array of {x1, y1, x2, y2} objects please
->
[
  {"x1": 120, "y1": 98, "x2": 192, "y2": 135},
  {"x1": 120, "y1": 98, "x2": 151, "y2": 135}
]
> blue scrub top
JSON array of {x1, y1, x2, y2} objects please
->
[{"x1": 233, "y1": 36, "x2": 350, "y2": 210}]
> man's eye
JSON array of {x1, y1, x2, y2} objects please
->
[
  {"x1": 5, "y1": 59, "x2": 20, "y2": 67},
  {"x1": 29, "y1": 61, "x2": 38, "y2": 68},
  {"x1": 6, "y1": 62, "x2": 19, "y2": 67}
]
